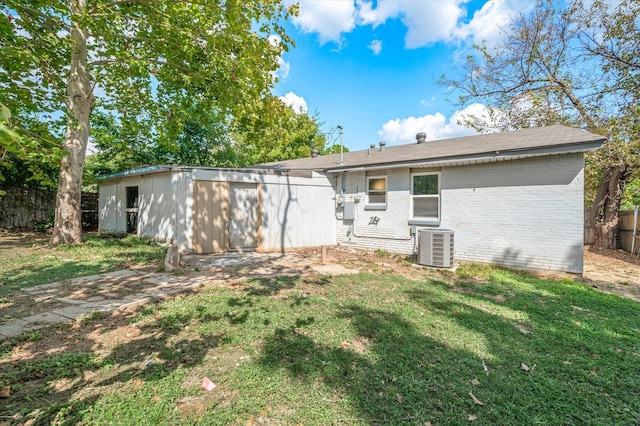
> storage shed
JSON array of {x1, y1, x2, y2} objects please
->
[{"x1": 98, "y1": 167, "x2": 336, "y2": 253}]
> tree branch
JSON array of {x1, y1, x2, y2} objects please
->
[
  {"x1": 88, "y1": 0, "x2": 219, "y2": 16},
  {"x1": 10, "y1": 3, "x2": 70, "y2": 32},
  {"x1": 88, "y1": 57, "x2": 192, "y2": 74}
]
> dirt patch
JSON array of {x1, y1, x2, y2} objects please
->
[
  {"x1": 0, "y1": 230, "x2": 50, "y2": 248},
  {"x1": 583, "y1": 246, "x2": 640, "y2": 303}
]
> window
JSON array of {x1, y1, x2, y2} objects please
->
[
  {"x1": 412, "y1": 173, "x2": 439, "y2": 219},
  {"x1": 367, "y1": 176, "x2": 387, "y2": 206},
  {"x1": 125, "y1": 186, "x2": 139, "y2": 234}
]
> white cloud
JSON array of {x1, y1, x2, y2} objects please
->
[
  {"x1": 287, "y1": 0, "x2": 531, "y2": 51},
  {"x1": 378, "y1": 103, "x2": 493, "y2": 144},
  {"x1": 420, "y1": 97, "x2": 436, "y2": 107},
  {"x1": 455, "y1": 1, "x2": 533, "y2": 48},
  {"x1": 358, "y1": 0, "x2": 465, "y2": 48},
  {"x1": 274, "y1": 56, "x2": 290, "y2": 81},
  {"x1": 285, "y1": 0, "x2": 356, "y2": 44},
  {"x1": 279, "y1": 92, "x2": 308, "y2": 114},
  {"x1": 368, "y1": 39, "x2": 382, "y2": 55}
]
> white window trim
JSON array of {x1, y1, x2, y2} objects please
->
[
  {"x1": 366, "y1": 176, "x2": 387, "y2": 207},
  {"x1": 411, "y1": 172, "x2": 440, "y2": 220}
]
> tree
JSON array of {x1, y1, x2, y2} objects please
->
[
  {"x1": 1, "y1": 0, "x2": 295, "y2": 245},
  {"x1": 440, "y1": 0, "x2": 640, "y2": 249},
  {"x1": 232, "y1": 97, "x2": 328, "y2": 166},
  {"x1": 85, "y1": 98, "x2": 329, "y2": 178}
]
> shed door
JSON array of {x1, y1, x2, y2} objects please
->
[
  {"x1": 193, "y1": 181, "x2": 228, "y2": 253},
  {"x1": 229, "y1": 182, "x2": 259, "y2": 250}
]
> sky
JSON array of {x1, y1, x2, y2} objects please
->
[{"x1": 271, "y1": 0, "x2": 535, "y2": 151}]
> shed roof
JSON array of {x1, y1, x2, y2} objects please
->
[{"x1": 254, "y1": 125, "x2": 605, "y2": 172}]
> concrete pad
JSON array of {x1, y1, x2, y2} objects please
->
[
  {"x1": 0, "y1": 319, "x2": 30, "y2": 339},
  {"x1": 78, "y1": 303, "x2": 113, "y2": 313},
  {"x1": 57, "y1": 297, "x2": 89, "y2": 305},
  {"x1": 22, "y1": 282, "x2": 62, "y2": 295},
  {"x1": 143, "y1": 275, "x2": 181, "y2": 285},
  {"x1": 311, "y1": 264, "x2": 359, "y2": 276},
  {"x1": 69, "y1": 274, "x2": 104, "y2": 284},
  {"x1": 51, "y1": 305, "x2": 96, "y2": 320},
  {"x1": 87, "y1": 300, "x2": 127, "y2": 310},
  {"x1": 101, "y1": 270, "x2": 137, "y2": 278},
  {"x1": 22, "y1": 311, "x2": 69, "y2": 326}
]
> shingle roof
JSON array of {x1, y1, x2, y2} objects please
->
[{"x1": 254, "y1": 125, "x2": 606, "y2": 172}]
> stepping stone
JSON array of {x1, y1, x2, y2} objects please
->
[
  {"x1": 58, "y1": 297, "x2": 88, "y2": 305},
  {"x1": 22, "y1": 312, "x2": 69, "y2": 326},
  {"x1": 51, "y1": 306, "x2": 96, "y2": 320},
  {"x1": 69, "y1": 274, "x2": 104, "y2": 284},
  {"x1": 102, "y1": 270, "x2": 137, "y2": 278},
  {"x1": 22, "y1": 282, "x2": 61, "y2": 295},
  {"x1": 0, "y1": 319, "x2": 30, "y2": 339}
]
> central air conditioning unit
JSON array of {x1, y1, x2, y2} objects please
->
[{"x1": 418, "y1": 229, "x2": 454, "y2": 267}]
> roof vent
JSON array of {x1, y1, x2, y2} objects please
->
[
  {"x1": 311, "y1": 149, "x2": 319, "y2": 158},
  {"x1": 368, "y1": 144, "x2": 375, "y2": 157},
  {"x1": 379, "y1": 141, "x2": 386, "y2": 151},
  {"x1": 416, "y1": 132, "x2": 427, "y2": 144}
]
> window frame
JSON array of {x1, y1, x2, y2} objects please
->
[
  {"x1": 410, "y1": 172, "x2": 440, "y2": 220},
  {"x1": 366, "y1": 176, "x2": 387, "y2": 209}
]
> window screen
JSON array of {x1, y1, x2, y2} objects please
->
[{"x1": 412, "y1": 173, "x2": 439, "y2": 219}]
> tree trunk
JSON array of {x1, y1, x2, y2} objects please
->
[
  {"x1": 587, "y1": 164, "x2": 632, "y2": 249},
  {"x1": 50, "y1": 0, "x2": 94, "y2": 246}
]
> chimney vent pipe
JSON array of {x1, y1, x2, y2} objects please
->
[{"x1": 368, "y1": 144, "x2": 375, "y2": 157}]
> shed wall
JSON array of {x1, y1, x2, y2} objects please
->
[
  {"x1": 98, "y1": 182, "x2": 120, "y2": 232},
  {"x1": 98, "y1": 172, "x2": 176, "y2": 241},
  {"x1": 100, "y1": 169, "x2": 336, "y2": 252},
  {"x1": 335, "y1": 154, "x2": 585, "y2": 273},
  {"x1": 260, "y1": 180, "x2": 336, "y2": 251},
  {"x1": 189, "y1": 170, "x2": 336, "y2": 252}
]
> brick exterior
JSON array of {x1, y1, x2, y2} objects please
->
[{"x1": 336, "y1": 153, "x2": 585, "y2": 273}]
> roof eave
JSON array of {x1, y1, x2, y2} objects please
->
[
  {"x1": 97, "y1": 165, "x2": 176, "y2": 181},
  {"x1": 324, "y1": 140, "x2": 604, "y2": 173}
]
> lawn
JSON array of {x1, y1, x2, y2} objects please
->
[
  {"x1": 0, "y1": 232, "x2": 167, "y2": 295},
  {"x1": 1, "y1": 250, "x2": 639, "y2": 424}
]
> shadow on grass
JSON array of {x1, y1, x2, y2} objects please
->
[
  {"x1": 258, "y1": 304, "x2": 486, "y2": 424},
  {"x1": 0, "y1": 231, "x2": 50, "y2": 248},
  {"x1": 256, "y1": 272, "x2": 640, "y2": 424},
  {"x1": 2, "y1": 267, "x2": 639, "y2": 425},
  {"x1": 0, "y1": 234, "x2": 167, "y2": 295}
]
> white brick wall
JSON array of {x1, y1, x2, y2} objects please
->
[{"x1": 335, "y1": 153, "x2": 585, "y2": 273}]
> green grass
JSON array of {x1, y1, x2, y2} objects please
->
[
  {"x1": 5, "y1": 264, "x2": 635, "y2": 425},
  {"x1": 0, "y1": 233, "x2": 167, "y2": 294}
]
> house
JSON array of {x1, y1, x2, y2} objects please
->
[{"x1": 98, "y1": 125, "x2": 605, "y2": 273}]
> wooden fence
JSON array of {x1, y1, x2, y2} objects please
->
[
  {"x1": 619, "y1": 210, "x2": 639, "y2": 254},
  {"x1": 0, "y1": 186, "x2": 98, "y2": 231},
  {"x1": 585, "y1": 208, "x2": 640, "y2": 254},
  {"x1": 584, "y1": 207, "x2": 595, "y2": 245}
]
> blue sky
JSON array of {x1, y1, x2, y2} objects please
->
[{"x1": 271, "y1": 0, "x2": 535, "y2": 151}]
